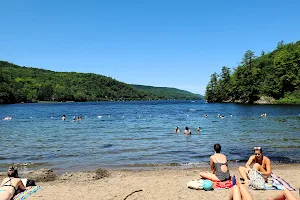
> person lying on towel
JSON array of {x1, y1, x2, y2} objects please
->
[
  {"x1": 238, "y1": 146, "x2": 272, "y2": 185},
  {"x1": 200, "y1": 144, "x2": 231, "y2": 181},
  {"x1": 0, "y1": 166, "x2": 26, "y2": 200}
]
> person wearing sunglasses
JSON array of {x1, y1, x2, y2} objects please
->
[{"x1": 238, "y1": 147, "x2": 272, "y2": 185}]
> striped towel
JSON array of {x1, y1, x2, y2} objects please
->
[
  {"x1": 271, "y1": 174, "x2": 295, "y2": 191},
  {"x1": 13, "y1": 186, "x2": 42, "y2": 200}
]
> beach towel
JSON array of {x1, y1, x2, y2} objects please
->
[
  {"x1": 13, "y1": 186, "x2": 42, "y2": 200},
  {"x1": 212, "y1": 179, "x2": 234, "y2": 189},
  {"x1": 270, "y1": 174, "x2": 296, "y2": 191}
]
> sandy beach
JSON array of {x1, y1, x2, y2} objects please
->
[{"x1": 11, "y1": 164, "x2": 298, "y2": 200}]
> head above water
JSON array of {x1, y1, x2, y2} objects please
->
[
  {"x1": 7, "y1": 166, "x2": 18, "y2": 178},
  {"x1": 185, "y1": 126, "x2": 189, "y2": 130},
  {"x1": 214, "y1": 143, "x2": 221, "y2": 153}
]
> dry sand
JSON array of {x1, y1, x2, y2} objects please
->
[{"x1": 19, "y1": 164, "x2": 300, "y2": 200}]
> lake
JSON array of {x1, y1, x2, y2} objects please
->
[{"x1": 0, "y1": 101, "x2": 299, "y2": 172}]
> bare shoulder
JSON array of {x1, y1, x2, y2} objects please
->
[
  {"x1": 249, "y1": 155, "x2": 255, "y2": 160},
  {"x1": 264, "y1": 156, "x2": 271, "y2": 163}
]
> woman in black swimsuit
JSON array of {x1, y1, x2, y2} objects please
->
[
  {"x1": 200, "y1": 144, "x2": 231, "y2": 181},
  {"x1": 0, "y1": 166, "x2": 26, "y2": 200}
]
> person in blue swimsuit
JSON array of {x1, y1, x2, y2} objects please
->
[
  {"x1": 200, "y1": 144, "x2": 231, "y2": 181},
  {"x1": 0, "y1": 166, "x2": 26, "y2": 200}
]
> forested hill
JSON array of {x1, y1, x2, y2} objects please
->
[
  {"x1": 205, "y1": 40, "x2": 300, "y2": 104},
  {"x1": 132, "y1": 85, "x2": 203, "y2": 100},
  {"x1": 0, "y1": 61, "x2": 201, "y2": 104}
]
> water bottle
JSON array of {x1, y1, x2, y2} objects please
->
[{"x1": 232, "y1": 175, "x2": 236, "y2": 186}]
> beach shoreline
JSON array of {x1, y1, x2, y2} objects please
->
[{"x1": 2, "y1": 163, "x2": 298, "y2": 200}]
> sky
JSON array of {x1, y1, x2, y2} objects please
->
[{"x1": 1, "y1": 0, "x2": 300, "y2": 95}]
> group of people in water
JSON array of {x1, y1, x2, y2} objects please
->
[
  {"x1": 199, "y1": 144, "x2": 297, "y2": 200},
  {"x1": 174, "y1": 126, "x2": 202, "y2": 134},
  {"x1": 62, "y1": 115, "x2": 82, "y2": 121}
]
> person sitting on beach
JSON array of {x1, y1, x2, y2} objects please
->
[
  {"x1": 174, "y1": 127, "x2": 180, "y2": 133},
  {"x1": 197, "y1": 127, "x2": 202, "y2": 132},
  {"x1": 183, "y1": 126, "x2": 191, "y2": 135},
  {"x1": 238, "y1": 147, "x2": 271, "y2": 185},
  {"x1": 62, "y1": 115, "x2": 66, "y2": 121},
  {"x1": 199, "y1": 144, "x2": 231, "y2": 181},
  {"x1": 0, "y1": 166, "x2": 26, "y2": 200}
]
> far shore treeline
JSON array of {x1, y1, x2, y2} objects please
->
[
  {"x1": 0, "y1": 61, "x2": 202, "y2": 104},
  {"x1": 205, "y1": 40, "x2": 300, "y2": 104}
]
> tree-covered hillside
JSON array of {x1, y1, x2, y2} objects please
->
[
  {"x1": 0, "y1": 61, "x2": 201, "y2": 104},
  {"x1": 205, "y1": 40, "x2": 300, "y2": 104},
  {"x1": 132, "y1": 85, "x2": 203, "y2": 100}
]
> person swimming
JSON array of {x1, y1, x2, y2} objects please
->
[
  {"x1": 197, "y1": 127, "x2": 202, "y2": 132},
  {"x1": 218, "y1": 114, "x2": 225, "y2": 118},
  {"x1": 62, "y1": 115, "x2": 66, "y2": 121},
  {"x1": 174, "y1": 127, "x2": 180, "y2": 133},
  {"x1": 3, "y1": 116, "x2": 12, "y2": 121},
  {"x1": 184, "y1": 126, "x2": 192, "y2": 135},
  {"x1": 204, "y1": 114, "x2": 208, "y2": 118},
  {"x1": 261, "y1": 112, "x2": 267, "y2": 117}
]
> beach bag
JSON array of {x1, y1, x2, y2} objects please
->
[
  {"x1": 26, "y1": 179, "x2": 36, "y2": 187},
  {"x1": 248, "y1": 170, "x2": 265, "y2": 190},
  {"x1": 187, "y1": 179, "x2": 204, "y2": 190}
]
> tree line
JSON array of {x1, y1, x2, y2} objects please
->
[
  {"x1": 205, "y1": 40, "x2": 300, "y2": 104},
  {"x1": 0, "y1": 61, "x2": 201, "y2": 104}
]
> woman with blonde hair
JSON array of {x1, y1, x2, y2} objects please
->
[{"x1": 0, "y1": 166, "x2": 26, "y2": 200}]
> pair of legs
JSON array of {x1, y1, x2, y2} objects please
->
[
  {"x1": 269, "y1": 189, "x2": 298, "y2": 200},
  {"x1": 229, "y1": 187, "x2": 298, "y2": 200},
  {"x1": 199, "y1": 171, "x2": 220, "y2": 181},
  {"x1": 229, "y1": 184, "x2": 252, "y2": 200},
  {"x1": 238, "y1": 163, "x2": 267, "y2": 184}
]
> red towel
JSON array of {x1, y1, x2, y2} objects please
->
[{"x1": 212, "y1": 179, "x2": 234, "y2": 189}]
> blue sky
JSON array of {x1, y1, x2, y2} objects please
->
[{"x1": 1, "y1": 0, "x2": 300, "y2": 95}]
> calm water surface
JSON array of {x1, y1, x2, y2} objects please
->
[{"x1": 0, "y1": 101, "x2": 299, "y2": 172}]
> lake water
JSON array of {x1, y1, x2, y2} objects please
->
[{"x1": 0, "y1": 101, "x2": 299, "y2": 172}]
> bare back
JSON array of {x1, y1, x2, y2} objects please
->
[
  {"x1": 0, "y1": 177, "x2": 25, "y2": 198},
  {"x1": 211, "y1": 153, "x2": 228, "y2": 173}
]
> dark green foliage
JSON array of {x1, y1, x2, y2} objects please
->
[
  {"x1": 205, "y1": 41, "x2": 300, "y2": 104},
  {"x1": 132, "y1": 85, "x2": 203, "y2": 100},
  {"x1": 0, "y1": 61, "x2": 201, "y2": 104}
]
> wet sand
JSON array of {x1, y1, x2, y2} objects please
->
[{"x1": 23, "y1": 164, "x2": 300, "y2": 200}]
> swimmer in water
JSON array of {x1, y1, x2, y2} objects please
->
[
  {"x1": 174, "y1": 127, "x2": 180, "y2": 133},
  {"x1": 3, "y1": 116, "x2": 12, "y2": 120},
  {"x1": 184, "y1": 126, "x2": 192, "y2": 135},
  {"x1": 218, "y1": 114, "x2": 225, "y2": 119},
  {"x1": 261, "y1": 112, "x2": 267, "y2": 117},
  {"x1": 77, "y1": 116, "x2": 82, "y2": 121},
  {"x1": 204, "y1": 114, "x2": 208, "y2": 118},
  {"x1": 72, "y1": 116, "x2": 76, "y2": 122},
  {"x1": 62, "y1": 115, "x2": 66, "y2": 121},
  {"x1": 197, "y1": 127, "x2": 202, "y2": 132}
]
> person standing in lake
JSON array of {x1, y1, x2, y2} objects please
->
[
  {"x1": 174, "y1": 127, "x2": 180, "y2": 133},
  {"x1": 184, "y1": 126, "x2": 191, "y2": 135},
  {"x1": 238, "y1": 147, "x2": 272, "y2": 185},
  {"x1": 62, "y1": 115, "x2": 66, "y2": 121},
  {"x1": 199, "y1": 144, "x2": 231, "y2": 181}
]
